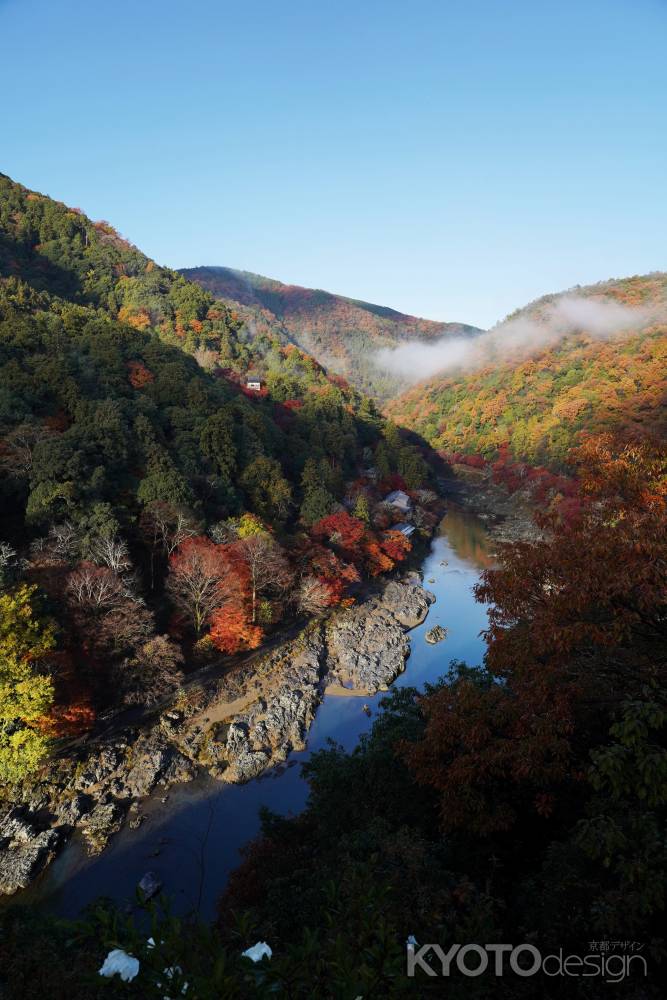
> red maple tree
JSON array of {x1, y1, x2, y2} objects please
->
[{"x1": 403, "y1": 435, "x2": 667, "y2": 836}]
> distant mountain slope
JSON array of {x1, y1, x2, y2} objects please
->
[
  {"x1": 387, "y1": 273, "x2": 667, "y2": 468},
  {"x1": 0, "y1": 172, "x2": 407, "y2": 537},
  {"x1": 181, "y1": 266, "x2": 482, "y2": 398}
]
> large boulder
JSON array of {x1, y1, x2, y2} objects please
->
[
  {"x1": 327, "y1": 603, "x2": 410, "y2": 693},
  {"x1": 79, "y1": 796, "x2": 125, "y2": 854},
  {"x1": 425, "y1": 624, "x2": 448, "y2": 644},
  {"x1": 123, "y1": 749, "x2": 168, "y2": 798},
  {"x1": 221, "y1": 722, "x2": 270, "y2": 783},
  {"x1": 380, "y1": 580, "x2": 435, "y2": 628},
  {"x1": 137, "y1": 870, "x2": 162, "y2": 901},
  {"x1": 224, "y1": 746, "x2": 271, "y2": 783}
]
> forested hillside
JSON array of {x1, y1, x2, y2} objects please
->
[
  {"x1": 388, "y1": 273, "x2": 667, "y2": 468},
  {"x1": 0, "y1": 173, "x2": 431, "y2": 782},
  {"x1": 181, "y1": 265, "x2": 482, "y2": 399}
]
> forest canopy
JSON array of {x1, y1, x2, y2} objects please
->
[
  {"x1": 0, "y1": 173, "x2": 431, "y2": 781},
  {"x1": 388, "y1": 273, "x2": 667, "y2": 468}
]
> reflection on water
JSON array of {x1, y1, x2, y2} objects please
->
[
  {"x1": 440, "y1": 507, "x2": 495, "y2": 569},
  {"x1": 18, "y1": 508, "x2": 492, "y2": 921}
]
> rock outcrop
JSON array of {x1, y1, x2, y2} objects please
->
[
  {"x1": 425, "y1": 624, "x2": 448, "y2": 644},
  {"x1": 326, "y1": 579, "x2": 434, "y2": 692},
  {"x1": 0, "y1": 808, "x2": 61, "y2": 895},
  {"x1": 438, "y1": 466, "x2": 541, "y2": 543},
  {"x1": 194, "y1": 638, "x2": 325, "y2": 783},
  {"x1": 380, "y1": 579, "x2": 435, "y2": 629}
]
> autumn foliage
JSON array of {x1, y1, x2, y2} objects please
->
[
  {"x1": 126, "y1": 360, "x2": 154, "y2": 388},
  {"x1": 0, "y1": 171, "x2": 431, "y2": 783},
  {"x1": 166, "y1": 535, "x2": 274, "y2": 654},
  {"x1": 209, "y1": 605, "x2": 262, "y2": 655},
  {"x1": 166, "y1": 537, "x2": 242, "y2": 637},
  {"x1": 389, "y1": 274, "x2": 667, "y2": 468},
  {"x1": 311, "y1": 511, "x2": 411, "y2": 580},
  {"x1": 404, "y1": 435, "x2": 667, "y2": 835},
  {"x1": 39, "y1": 700, "x2": 96, "y2": 739}
]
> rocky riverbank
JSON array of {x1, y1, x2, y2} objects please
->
[
  {"x1": 0, "y1": 574, "x2": 434, "y2": 896},
  {"x1": 439, "y1": 465, "x2": 541, "y2": 543}
]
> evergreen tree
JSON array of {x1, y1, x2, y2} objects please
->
[
  {"x1": 300, "y1": 485, "x2": 336, "y2": 526},
  {"x1": 200, "y1": 410, "x2": 237, "y2": 479},
  {"x1": 240, "y1": 456, "x2": 292, "y2": 522}
]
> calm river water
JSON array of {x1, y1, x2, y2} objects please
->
[{"x1": 25, "y1": 508, "x2": 493, "y2": 920}]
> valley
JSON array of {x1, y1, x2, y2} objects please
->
[
  {"x1": 0, "y1": 171, "x2": 665, "y2": 997},
  {"x1": 3, "y1": 0, "x2": 667, "y2": 990},
  {"x1": 10, "y1": 507, "x2": 491, "y2": 920}
]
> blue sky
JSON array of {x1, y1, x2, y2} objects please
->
[{"x1": 2, "y1": 0, "x2": 666, "y2": 328}]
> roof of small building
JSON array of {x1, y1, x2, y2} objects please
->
[
  {"x1": 384, "y1": 489, "x2": 412, "y2": 505},
  {"x1": 392, "y1": 522, "x2": 416, "y2": 536}
]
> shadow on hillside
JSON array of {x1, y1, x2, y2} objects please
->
[
  {"x1": 400, "y1": 425, "x2": 453, "y2": 481},
  {"x1": 0, "y1": 230, "x2": 83, "y2": 300}
]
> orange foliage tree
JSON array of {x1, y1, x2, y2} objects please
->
[
  {"x1": 36, "y1": 651, "x2": 96, "y2": 739},
  {"x1": 209, "y1": 605, "x2": 263, "y2": 655},
  {"x1": 127, "y1": 360, "x2": 155, "y2": 388},
  {"x1": 404, "y1": 435, "x2": 667, "y2": 836},
  {"x1": 312, "y1": 512, "x2": 411, "y2": 578},
  {"x1": 118, "y1": 305, "x2": 152, "y2": 330},
  {"x1": 167, "y1": 535, "x2": 281, "y2": 653},
  {"x1": 311, "y1": 512, "x2": 365, "y2": 561}
]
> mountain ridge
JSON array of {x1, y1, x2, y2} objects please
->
[
  {"x1": 387, "y1": 271, "x2": 667, "y2": 468},
  {"x1": 181, "y1": 265, "x2": 483, "y2": 399}
]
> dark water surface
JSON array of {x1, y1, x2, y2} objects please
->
[{"x1": 24, "y1": 508, "x2": 492, "y2": 920}]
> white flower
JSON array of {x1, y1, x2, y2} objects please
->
[
  {"x1": 147, "y1": 939, "x2": 189, "y2": 996},
  {"x1": 161, "y1": 965, "x2": 188, "y2": 994},
  {"x1": 99, "y1": 948, "x2": 140, "y2": 982},
  {"x1": 241, "y1": 941, "x2": 273, "y2": 962}
]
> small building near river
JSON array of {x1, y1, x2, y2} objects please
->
[{"x1": 383, "y1": 489, "x2": 413, "y2": 514}]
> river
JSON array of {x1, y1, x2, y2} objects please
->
[{"x1": 25, "y1": 508, "x2": 492, "y2": 921}]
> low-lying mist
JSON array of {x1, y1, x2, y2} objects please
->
[{"x1": 373, "y1": 295, "x2": 658, "y2": 385}]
